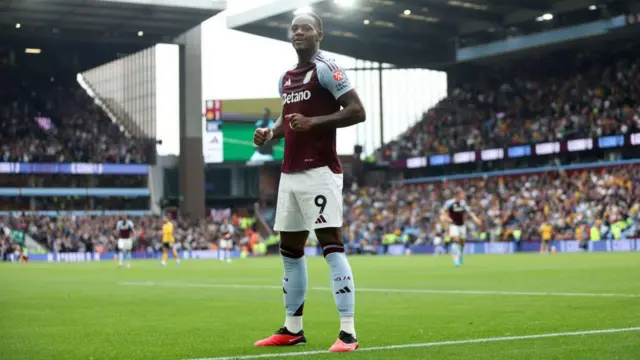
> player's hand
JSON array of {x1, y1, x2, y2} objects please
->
[
  {"x1": 254, "y1": 128, "x2": 273, "y2": 146},
  {"x1": 286, "y1": 113, "x2": 314, "y2": 132}
]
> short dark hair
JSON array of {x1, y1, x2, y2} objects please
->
[{"x1": 295, "y1": 12, "x2": 323, "y2": 32}]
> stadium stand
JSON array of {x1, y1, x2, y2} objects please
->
[
  {"x1": 0, "y1": 63, "x2": 150, "y2": 164},
  {"x1": 14, "y1": 211, "x2": 258, "y2": 254},
  {"x1": 343, "y1": 164, "x2": 639, "y2": 251},
  {"x1": 2, "y1": 1, "x2": 639, "y2": 259},
  {"x1": 377, "y1": 44, "x2": 640, "y2": 161}
]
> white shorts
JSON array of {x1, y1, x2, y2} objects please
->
[
  {"x1": 274, "y1": 166, "x2": 343, "y2": 232},
  {"x1": 219, "y1": 239, "x2": 233, "y2": 250},
  {"x1": 118, "y1": 238, "x2": 133, "y2": 251},
  {"x1": 448, "y1": 225, "x2": 467, "y2": 240}
]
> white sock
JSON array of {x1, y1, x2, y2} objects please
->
[
  {"x1": 285, "y1": 316, "x2": 303, "y2": 333},
  {"x1": 340, "y1": 316, "x2": 356, "y2": 338}
]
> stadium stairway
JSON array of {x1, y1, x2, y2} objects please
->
[
  {"x1": 148, "y1": 156, "x2": 175, "y2": 216},
  {"x1": 1, "y1": 225, "x2": 46, "y2": 253},
  {"x1": 253, "y1": 202, "x2": 274, "y2": 238},
  {"x1": 24, "y1": 233, "x2": 46, "y2": 254},
  {"x1": 76, "y1": 74, "x2": 144, "y2": 138}
]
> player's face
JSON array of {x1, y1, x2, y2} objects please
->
[
  {"x1": 456, "y1": 192, "x2": 465, "y2": 201},
  {"x1": 290, "y1": 15, "x2": 322, "y2": 51}
]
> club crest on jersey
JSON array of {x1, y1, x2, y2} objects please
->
[
  {"x1": 303, "y1": 70, "x2": 314, "y2": 84},
  {"x1": 332, "y1": 69, "x2": 344, "y2": 81},
  {"x1": 284, "y1": 78, "x2": 291, "y2": 87}
]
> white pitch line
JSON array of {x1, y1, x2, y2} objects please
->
[
  {"x1": 223, "y1": 138, "x2": 285, "y2": 151},
  {"x1": 187, "y1": 327, "x2": 640, "y2": 360},
  {"x1": 118, "y1": 282, "x2": 640, "y2": 298}
]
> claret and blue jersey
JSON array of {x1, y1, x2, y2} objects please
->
[{"x1": 278, "y1": 51, "x2": 353, "y2": 174}]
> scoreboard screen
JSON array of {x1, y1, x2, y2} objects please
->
[{"x1": 202, "y1": 98, "x2": 284, "y2": 164}]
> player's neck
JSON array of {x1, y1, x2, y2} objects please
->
[{"x1": 296, "y1": 47, "x2": 319, "y2": 66}]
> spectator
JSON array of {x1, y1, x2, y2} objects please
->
[
  {"x1": 0, "y1": 63, "x2": 150, "y2": 164},
  {"x1": 377, "y1": 45, "x2": 640, "y2": 161},
  {"x1": 343, "y1": 165, "x2": 639, "y2": 246}
]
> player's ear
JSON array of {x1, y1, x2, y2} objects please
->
[{"x1": 317, "y1": 30, "x2": 323, "y2": 42}]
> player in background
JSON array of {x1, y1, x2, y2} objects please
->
[
  {"x1": 161, "y1": 216, "x2": 180, "y2": 266},
  {"x1": 252, "y1": 12, "x2": 365, "y2": 352},
  {"x1": 432, "y1": 222, "x2": 446, "y2": 256},
  {"x1": 218, "y1": 219, "x2": 234, "y2": 263},
  {"x1": 539, "y1": 220, "x2": 554, "y2": 253},
  {"x1": 440, "y1": 189, "x2": 481, "y2": 267},
  {"x1": 115, "y1": 215, "x2": 135, "y2": 268},
  {"x1": 250, "y1": 107, "x2": 279, "y2": 162}
]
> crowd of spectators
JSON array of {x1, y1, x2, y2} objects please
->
[
  {"x1": 1, "y1": 165, "x2": 637, "y2": 257},
  {"x1": 342, "y1": 165, "x2": 639, "y2": 249},
  {"x1": 378, "y1": 44, "x2": 640, "y2": 161},
  {"x1": 0, "y1": 230, "x2": 16, "y2": 261},
  {"x1": 1, "y1": 212, "x2": 259, "y2": 256},
  {"x1": 0, "y1": 63, "x2": 149, "y2": 164}
]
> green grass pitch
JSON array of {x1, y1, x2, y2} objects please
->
[{"x1": 1, "y1": 253, "x2": 639, "y2": 360}]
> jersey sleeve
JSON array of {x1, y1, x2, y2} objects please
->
[
  {"x1": 278, "y1": 72, "x2": 285, "y2": 98},
  {"x1": 316, "y1": 60, "x2": 353, "y2": 99},
  {"x1": 443, "y1": 199, "x2": 454, "y2": 210}
]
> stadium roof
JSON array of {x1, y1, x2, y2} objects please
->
[
  {"x1": 1, "y1": 0, "x2": 226, "y2": 45},
  {"x1": 228, "y1": 0, "x2": 637, "y2": 68}
]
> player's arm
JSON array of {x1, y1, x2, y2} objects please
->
[
  {"x1": 270, "y1": 114, "x2": 285, "y2": 140},
  {"x1": 289, "y1": 62, "x2": 365, "y2": 130},
  {"x1": 307, "y1": 90, "x2": 365, "y2": 129},
  {"x1": 254, "y1": 113, "x2": 284, "y2": 146},
  {"x1": 440, "y1": 200, "x2": 453, "y2": 224},
  {"x1": 313, "y1": 63, "x2": 365, "y2": 128},
  {"x1": 439, "y1": 208, "x2": 452, "y2": 224},
  {"x1": 130, "y1": 221, "x2": 136, "y2": 239}
]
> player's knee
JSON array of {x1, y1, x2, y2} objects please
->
[
  {"x1": 315, "y1": 227, "x2": 344, "y2": 257},
  {"x1": 280, "y1": 243, "x2": 304, "y2": 258},
  {"x1": 279, "y1": 232, "x2": 307, "y2": 259}
]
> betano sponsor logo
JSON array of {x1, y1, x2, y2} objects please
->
[{"x1": 282, "y1": 90, "x2": 311, "y2": 104}]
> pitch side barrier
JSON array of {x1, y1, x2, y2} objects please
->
[
  {"x1": 397, "y1": 158, "x2": 640, "y2": 185},
  {"x1": 14, "y1": 239, "x2": 640, "y2": 262}
]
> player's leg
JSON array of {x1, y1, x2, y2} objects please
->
[
  {"x1": 225, "y1": 246, "x2": 231, "y2": 263},
  {"x1": 170, "y1": 245, "x2": 180, "y2": 265},
  {"x1": 125, "y1": 240, "x2": 132, "y2": 268},
  {"x1": 315, "y1": 228, "x2": 358, "y2": 352},
  {"x1": 254, "y1": 233, "x2": 308, "y2": 346},
  {"x1": 117, "y1": 239, "x2": 124, "y2": 267},
  {"x1": 301, "y1": 167, "x2": 357, "y2": 352},
  {"x1": 161, "y1": 243, "x2": 168, "y2": 266},
  {"x1": 458, "y1": 239, "x2": 466, "y2": 264},
  {"x1": 221, "y1": 241, "x2": 231, "y2": 263},
  {"x1": 255, "y1": 174, "x2": 309, "y2": 347},
  {"x1": 217, "y1": 241, "x2": 224, "y2": 261},
  {"x1": 458, "y1": 228, "x2": 467, "y2": 265},
  {"x1": 219, "y1": 241, "x2": 228, "y2": 262},
  {"x1": 449, "y1": 226, "x2": 462, "y2": 266}
]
